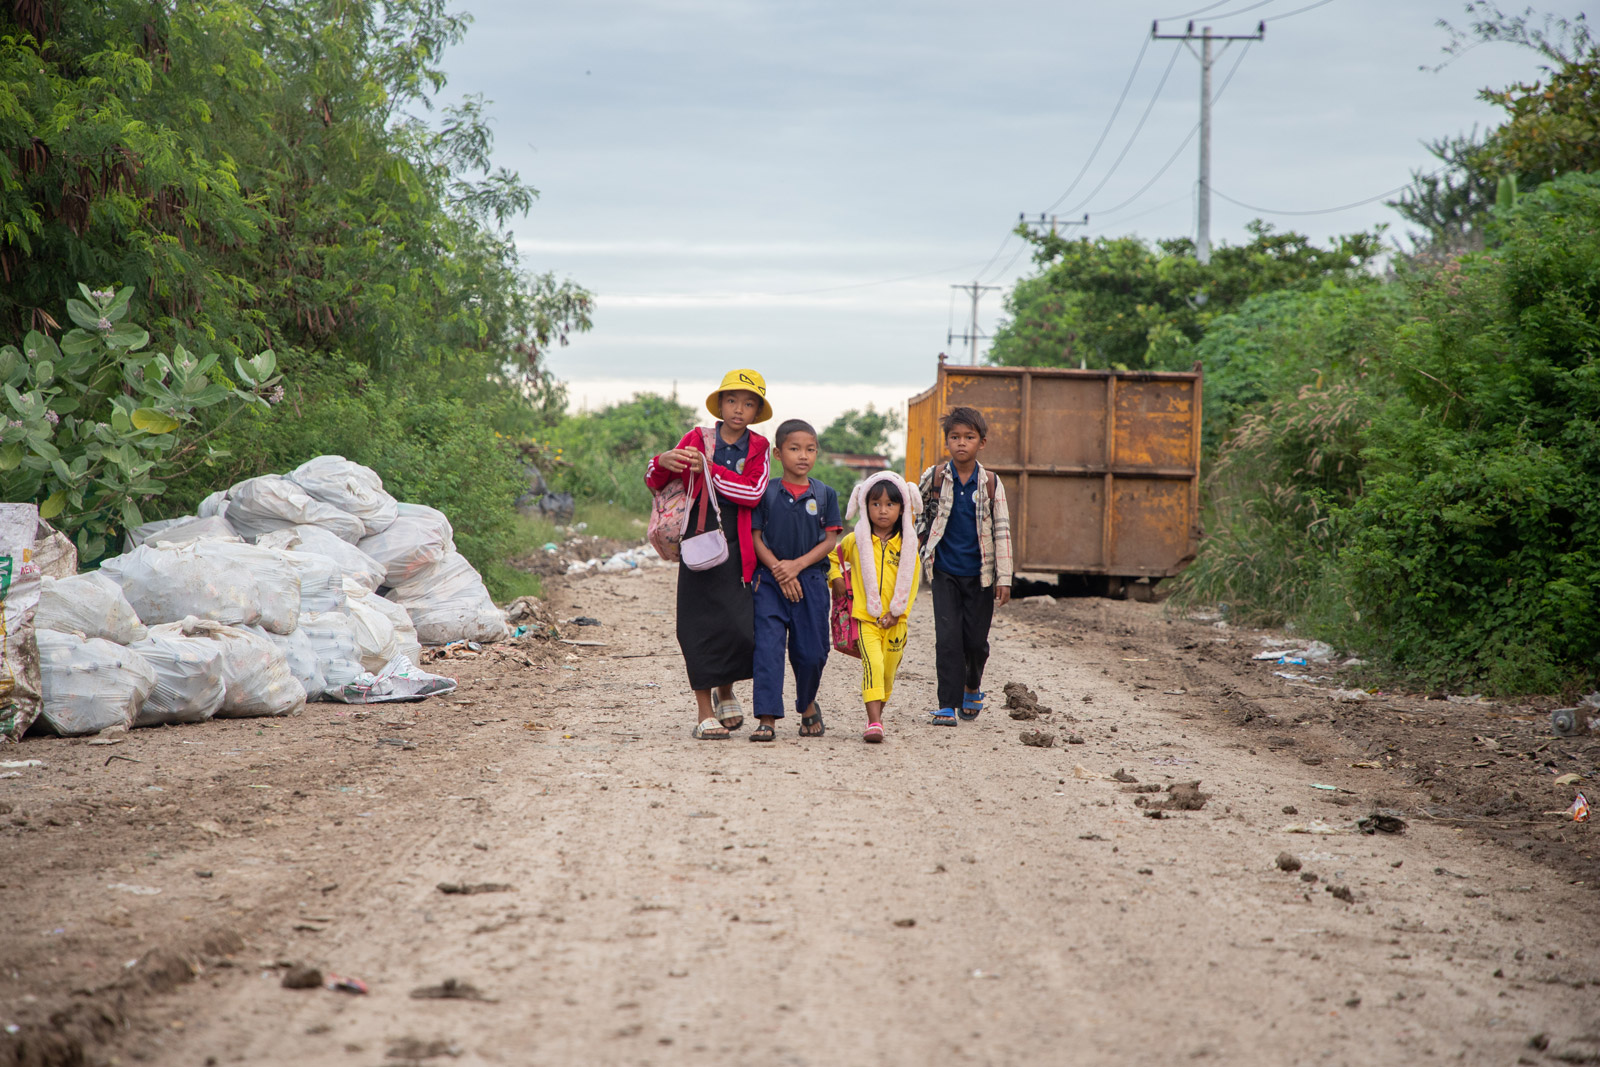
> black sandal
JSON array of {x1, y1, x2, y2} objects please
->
[
  {"x1": 799, "y1": 704, "x2": 825, "y2": 738},
  {"x1": 750, "y1": 722, "x2": 776, "y2": 742}
]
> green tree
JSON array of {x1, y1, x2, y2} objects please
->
[
  {"x1": 818, "y1": 406, "x2": 901, "y2": 456},
  {"x1": 988, "y1": 223, "x2": 1382, "y2": 371}
]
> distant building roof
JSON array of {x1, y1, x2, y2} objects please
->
[{"x1": 828, "y1": 452, "x2": 891, "y2": 472}]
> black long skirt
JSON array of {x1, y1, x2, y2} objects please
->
[{"x1": 675, "y1": 492, "x2": 753, "y2": 690}]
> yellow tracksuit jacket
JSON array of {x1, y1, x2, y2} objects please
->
[{"x1": 830, "y1": 530, "x2": 921, "y2": 705}]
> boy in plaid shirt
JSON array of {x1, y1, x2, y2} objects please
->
[{"x1": 916, "y1": 406, "x2": 1013, "y2": 725}]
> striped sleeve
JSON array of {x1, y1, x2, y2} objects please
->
[{"x1": 644, "y1": 429, "x2": 698, "y2": 491}]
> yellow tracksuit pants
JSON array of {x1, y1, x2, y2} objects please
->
[{"x1": 857, "y1": 620, "x2": 909, "y2": 705}]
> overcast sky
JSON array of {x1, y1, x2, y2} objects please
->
[{"x1": 437, "y1": 0, "x2": 1582, "y2": 426}]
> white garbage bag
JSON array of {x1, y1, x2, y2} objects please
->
[
  {"x1": 273, "y1": 550, "x2": 345, "y2": 613},
  {"x1": 357, "y1": 502, "x2": 453, "y2": 587},
  {"x1": 341, "y1": 586, "x2": 399, "y2": 672},
  {"x1": 36, "y1": 572, "x2": 148, "y2": 644},
  {"x1": 32, "y1": 517, "x2": 77, "y2": 578},
  {"x1": 146, "y1": 617, "x2": 304, "y2": 718},
  {"x1": 386, "y1": 551, "x2": 506, "y2": 644},
  {"x1": 253, "y1": 625, "x2": 327, "y2": 703},
  {"x1": 126, "y1": 514, "x2": 239, "y2": 551},
  {"x1": 0, "y1": 504, "x2": 43, "y2": 741},
  {"x1": 343, "y1": 578, "x2": 422, "y2": 664},
  {"x1": 224, "y1": 474, "x2": 365, "y2": 544},
  {"x1": 298, "y1": 612, "x2": 366, "y2": 691},
  {"x1": 256, "y1": 525, "x2": 385, "y2": 592},
  {"x1": 126, "y1": 633, "x2": 226, "y2": 726},
  {"x1": 196, "y1": 490, "x2": 229, "y2": 518},
  {"x1": 36, "y1": 629, "x2": 156, "y2": 736},
  {"x1": 100, "y1": 541, "x2": 301, "y2": 634},
  {"x1": 288, "y1": 456, "x2": 399, "y2": 536},
  {"x1": 325, "y1": 653, "x2": 458, "y2": 704}
]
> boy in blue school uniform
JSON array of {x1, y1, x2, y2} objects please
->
[{"x1": 749, "y1": 419, "x2": 843, "y2": 741}]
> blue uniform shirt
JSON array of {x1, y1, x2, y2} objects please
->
[
  {"x1": 933, "y1": 463, "x2": 983, "y2": 577},
  {"x1": 752, "y1": 478, "x2": 842, "y2": 575}
]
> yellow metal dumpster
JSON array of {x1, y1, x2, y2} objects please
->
[{"x1": 906, "y1": 358, "x2": 1202, "y2": 595}]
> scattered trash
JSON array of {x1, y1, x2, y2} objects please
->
[
  {"x1": 326, "y1": 653, "x2": 457, "y2": 704},
  {"x1": 1350, "y1": 761, "x2": 1382, "y2": 769},
  {"x1": 1553, "y1": 772, "x2": 1583, "y2": 786},
  {"x1": 1566, "y1": 792, "x2": 1589, "y2": 823},
  {"x1": 1357, "y1": 813, "x2": 1408, "y2": 835},
  {"x1": 436, "y1": 882, "x2": 513, "y2": 895},
  {"x1": 86, "y1": 736, "x2": 124, "y2": 747},
  {"x1": 1445, "y1": 693, "x2": 1485, "y2": 705},
  {"x1": 410, "y1": 978, "x2": 495, "y2": 1002},
  {"x1": 0, "y1": 760, "x2": 43, "y2": 770},
  {"x1": 565, "y1": 545, "x2": 668, "y2": 575},
  {"x1": 1275, "y1": 852, "x2": 1302, "y2": 872},
  {"x1": 1280, "y1": 821, "x2": 1353, "y2": 835},
  {"x1": 1331, "y1": 689, "x2": 1370, "y2": 703},
  {"x1": 1003, "y1": 682, "x2": 1052, "y2": 719},
  {"x1": 968, "y1": 970, "x2": 999, "y2": 980},
  {"x1": 281, "y1": 964, "x2": 323, "y2": 989},
  {"x1": 1018, "y1": 730, "x2": 1055, "y2": 748},
  {"x1": 324, "y1": 974, "x2": 367, "y2": 995},
  {"x1": 563, "y1": 616, "x2": 602, "y2": 627},
  {"x1": 1071, "y1": 764, "x2": 1111, "y2": 780}
]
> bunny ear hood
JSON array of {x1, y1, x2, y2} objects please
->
[{"x1": 847, "y1": 471, "x2": 921, "y2": 619}]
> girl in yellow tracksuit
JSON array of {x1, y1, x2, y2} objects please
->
[{"x1": 829, "y1": 473, "x2": 922, "y2": 743}]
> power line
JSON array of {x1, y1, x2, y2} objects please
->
[
  {"x1": 972, "y1": 228, "x2": 1018, "y2": 282},
  {"x1": 1265, "y1": 0, "x2": 1335, "y2": 20},
  {"x1": 1057, "y1": 43, "x2": 1183, "y2": 217},
  {"x1": 1197, "y1": 0, "x2": 1277, "y2": 19},
  {"x1": 1086, "y1": 38, "x2": 1251, "y2": 219},
  {"x1": 1043, "y1": 35, "x2": 1153, "y2": 213},
  {"x1": 1211, "y1": 167, "x2": 1446, "y2": 216},
  {"x1": 1158, "y1": 0, "x2": 1234, "y2": 19}
]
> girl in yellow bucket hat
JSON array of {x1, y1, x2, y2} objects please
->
[{"x1": 645, "y1": 368, "x2": 774, "y2": 739}]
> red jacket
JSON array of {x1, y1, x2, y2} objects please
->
[{"x1": 645, "y1": 426, "x2": 770, "y2": 582}]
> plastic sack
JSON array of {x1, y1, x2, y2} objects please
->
[
  {"x1": 0, "y1": 503, "x2": 43, "y2": 740},
  {"x1": 341, "y1": 586, "x2": 399, "y2": 672},
  {"x1": 224, "y1": 474, "x2": 365, "y2": 544},
  {"x1": 197, "y1": 490, "x2": 228, "y2": 519},
  {"x1": 146, "y1": 617, "x2": 304, "y2": 718},
  {"x1": 253, "y1": 626, "x2": 327, "y2": 703},
  {"x1": 344, "y1": 578, "x2": 422, "y2": 664},
  {"x1": 386, "y1": 551, "x2": 506, "y2": 645},
  {"x1": 32, "y1": 518, "x2": 77, "y2": 578},
  {"x1": 36, "y1": 629, "x2": 156, "y2": 736},
  {"x1": 288, "y1": 456, "x2": 399, "y2": 536},
  {"x1": 36, "y1": 572, "x2": 148, "y2": 644},
  {"x1": 256, "y1": 526, "x2": 385, "y2": 593},
  {"x1": 298, "y1": 612, "x2": 366, "y2": 692},
  {"x1": 357, "y1": 502, "x2": 454, "y2": 587},
  {"x1": 126, "y1": 633, "x2": 226, "y2": 726},
  {"x1": 101, "y1": 541, "x2": 301, "y2": 635},
  {"x1": 134, "y1": 515, "x2": 240, "y2": 549},
  {"x1": 275, "y1": 550, "x2": 346, "y2": 613},
  {"x1": 326, "y1": 652, "x2": 457, "y2": 704}
]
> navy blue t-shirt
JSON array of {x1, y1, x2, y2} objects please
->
[
  {"x1": 933, "y1": 463, "x2": 983, "y2": 577},
  {"x1": 751, "y1": 478, "x2": 842, "y2": 575}
]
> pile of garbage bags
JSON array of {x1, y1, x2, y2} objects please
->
[{"x1": 0, "y1": 456, "x2": 494, "y2": 740}]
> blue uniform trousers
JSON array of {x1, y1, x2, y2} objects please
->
[{"x1": 752, "y1": 567, "x2": 830, "y2": 719}]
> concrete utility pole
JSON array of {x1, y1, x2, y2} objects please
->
[
  {"x1": 948, "y1": 281, "x2": 1001, "y2": 366},
  {"x1": 1151, "y1": 19, "x2": 1264, "y2": 266}
]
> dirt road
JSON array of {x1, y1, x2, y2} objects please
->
[{"x1": 3, "y1": 566, "x2": 1597, "y2": 1066}]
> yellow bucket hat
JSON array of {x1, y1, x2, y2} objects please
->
[{"x1": 705, "y1": 368, "x2": 774, "y2": 424}]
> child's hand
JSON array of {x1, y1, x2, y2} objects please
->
[
  {"x1": 877, "y1": 612, "x2": 894, "y2": 629},
  {"x1": 780, "y1": 577, "x2": 804, "y2": 602},
  {"x1": 770, "y1": 559, "x2": 800, "y2": 585},
  {"x1": 830, "y1": 578, "x2": 848, "y2": 600},
  {"x1": 995, "y1": 584, "x2": 1011, "y2": 606},
  {"x1": 658, "y1": 448, "x2": 703, "y2": 473}
]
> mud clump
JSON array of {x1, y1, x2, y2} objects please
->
[
  {"x1": 1005, "y1": 682, "x2": 1052, "y2": 720},
  {"x1": 282, "y1": 964, "x2": 324, "y2": 989},
  {"x1": 1357, "y1": 813, "x2": 1407, "y2": 835},
  {"x1": 1326, "y1": 884, "x2": 1356, "y2": 903},
  {"x1": 1019, "y1": 730, "x2": 1056, "y2": 748},
  {"x1": 1276, "y1": 852, "x2": 1302, "y2": 872},
  {"x1": 1111, "y1": 768, "x2": 1138, "y2": 783},
  {"x1": 1135, "y1": 781, "x2": 1211, "y2": 813}
]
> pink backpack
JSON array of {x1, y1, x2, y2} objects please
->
[{"x1": 648, "y1": 427, "x2": 717, "y2": 563}]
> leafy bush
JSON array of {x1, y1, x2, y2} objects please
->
[
  {"x1": 543, "y1": 393, "x2": 696, "y2": 513},
  {"x1": 0, "y1": 285, "x2": 280, "y2": 559}
]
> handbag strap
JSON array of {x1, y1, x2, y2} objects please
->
[{"x1": 691, "y1": 427, "x2": 725, "y2": 534}]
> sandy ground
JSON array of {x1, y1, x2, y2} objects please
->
[{"x1": 3, "y1": 566, "x2": 1598, "y2": 1067}]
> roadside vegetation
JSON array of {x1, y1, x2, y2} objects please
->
[{"x1": 990, "y1": 5, "x2": 1600, "y2": 695}]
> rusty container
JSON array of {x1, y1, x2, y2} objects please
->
[{"x1": 906, "y1": 359, "x2": 1201, "y2": 593}]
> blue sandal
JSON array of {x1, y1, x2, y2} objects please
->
[
  {"x1": 958, "y1": 691, "x2": 985, "y2": 722},
  {"x1": 929, "y1": 707, "x2": 958, "y2": 727}
]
